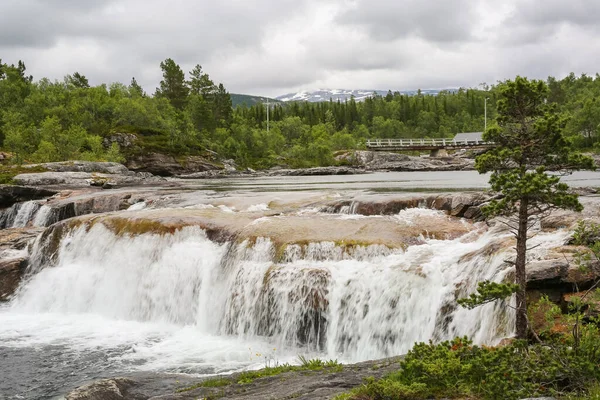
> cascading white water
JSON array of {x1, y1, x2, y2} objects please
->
[
  {"x1": 1, "y1": 208, "x2": 571, "y2": 375},
  {"x1": 32, "y1": 205, "x2": 53, "y2": 227},
  {"x1": 11, "y1": 201, "x2": 41, "y2": 228}
]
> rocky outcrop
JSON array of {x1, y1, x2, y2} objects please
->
[
  {"x1": 323, "y1": 192, "x2": 489, "y2": 220},
  {"x1": 526, "y1": 248, "x2": 600, "y2": 290},
  {"x1": 0, "y1": 185, "x2": 57, "y2": 208},
  {"x1": 21, "y1": 161, "x2": 130, "y2": 175},
  {"x1": 13, "y1": 171, "x2": 162, "y2": 188},
  {"x1": 64, "y1": 358, "x2": 403, "y2": 400},
  {"x1": 126, "y1": 153, "x2": 221, "y2": 177},
  {"x1": 336, "y1": 150, "x2": 475, "y2": 171},
  {"x1": 0, "y1": 227, "x2": 43, "y2": 301},
  {"x1": 0, "y1": 257, "x2": 28, "y2": 301},
  {"x1": 65, "y1": 378, "x2": 138, "y2": 400}
]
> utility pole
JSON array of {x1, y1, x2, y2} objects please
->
[
  {"x1": 263, "y1": 98, "x2": 270, "y2": 133},
  {"x1": 484, "y1": 97, "x2": 490, "y2": 133}
]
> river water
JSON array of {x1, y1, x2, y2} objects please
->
[{"x1": 0, "y1": 171, "x2": 590, "y2": 399}]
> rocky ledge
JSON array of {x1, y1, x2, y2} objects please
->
[{"x1": 65, "y1": 357, "x2": 403, "y2": 400}]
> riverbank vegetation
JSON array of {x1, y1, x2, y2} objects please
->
[{"x1": 2, "y1": 59, "x2": 600, "y2": 169}]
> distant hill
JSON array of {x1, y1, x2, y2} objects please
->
[
  {"x1": 275, "y1": 89, "x2": 454, "y2": 103},
  {"x1": 230, "y1": 94, "x2": 282, "y2": 108}
]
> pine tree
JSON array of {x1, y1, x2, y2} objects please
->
[
  {"x1": 155, "y1": 58, "x2": 189, "y2": 110},
  {"x1": 474, "y1": 77, "x2": 595, "y2": 339}
]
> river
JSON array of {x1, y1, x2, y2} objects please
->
[{"x1": 0, "y1": 171, "x2": 592, "y2": 399}]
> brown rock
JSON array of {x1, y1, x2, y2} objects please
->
[{"x1": 0, "y1": 257, "x2": 28, "y2": 301}]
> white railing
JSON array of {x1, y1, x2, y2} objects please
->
[{"x1": 365, "y1": 138, "x2": 493, "y2": 148}]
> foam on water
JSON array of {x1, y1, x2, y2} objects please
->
[{"x1": 0, "y1": 209, "x2": 572, "y2": 398}]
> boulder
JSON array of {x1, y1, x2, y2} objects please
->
[
  {"x1": 526, "y1": 248, "x2": 600, "y2": 289},
  {"x1": 0, "y1": 257, "x2": 28, "y2": 301},
  {"x1": 0, "y1": 185, "x2": 57, "y2": 208},
  {"x1": 126, "y1": 153, "x2": 221, "y2": 177},
  {"x1": 65, "y1": 378, "x2": 136, "y2": 400}
]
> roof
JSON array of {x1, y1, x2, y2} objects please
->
[{"x1": 453, "y1": 132, "x2": 484, "y2": 142}]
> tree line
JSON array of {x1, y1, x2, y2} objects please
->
[{"x1": 1, "y1": 57, "x2": 600, "y2": 168}]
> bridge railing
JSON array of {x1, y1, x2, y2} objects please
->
[{"x1": 365, "y1": 138, "x2": 493, "y2": 148}]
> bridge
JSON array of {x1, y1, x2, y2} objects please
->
[{"x1": 365, "y1": 133, "x2": 494, "y2": 156}]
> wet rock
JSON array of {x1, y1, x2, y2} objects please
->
[
  {"x1": 0, "y1": 227, "x2": 43, "y2": 252},
  {"x1": 65, "y1": 378, "x2": 138, "y2": 400},
  {"x1": 450, "y1": 193, "x2": 488, "y2": 218},
  {"x1": 0, "y1": 185, "x2": 57, "y2": 208},
  {"x1": 0, "y1": 257, "x2": 28, "y2": 301}
]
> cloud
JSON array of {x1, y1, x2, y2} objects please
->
[
  {"x1": 1, "y1": 0, "x2": 599, "y2": 97},
  {"x1": 336, "y1": 0, "x2": 478, "y2": 43}
]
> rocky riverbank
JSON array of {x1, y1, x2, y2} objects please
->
[{"x1": 64, "y1": 357, "x2": 404, "y2": 400}]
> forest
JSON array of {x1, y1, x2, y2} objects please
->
[{"x1": 1, "y1": 57, "x2": 600, "y2": 169}]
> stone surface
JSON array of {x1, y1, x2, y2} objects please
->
[
  {"x1": 65, "y1": 378, "x2": 139, "y2": 400},
  {"x1": 335, "y1": 150, "x2": 475, "y2": 171},
  {"x1": 0, "y1": 257, "x2": 28, "y2": 301},
  {"x1": 21, "y1": 161, "x2": 130, "y2": 175},
  {"x1": 12, "y1": 171, "x2": 163, "y2": 188},
  {"x1": 126, "y1": 153, "x2": 221, "y2": 177},
  {"x1": 0, "y1": 185, "x2": 57, "y2": 208},
  {"x1": 65, "y1": 357, "x2": 403, "y2": 400}
]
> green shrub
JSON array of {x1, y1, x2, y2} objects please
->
[{"x1": 339, "y1": 334, "x2": 600, "y2": 400}]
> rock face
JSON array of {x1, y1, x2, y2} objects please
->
[
  {"x1": 12, "y1": 171, "x2": 162, "y2": 188},
  {"x1": 0, "y1": 228, "x2": 42, "y2": 301},
  {"x1": 336, "y1": 150, "x2": 475, "y2": 171},
  {"x1": 126, "y1": 153, "x2": 221, "y2": 177},
  {"x1": 0, "y1": 185, "x2": 57, "y2": 208},
  {"x1": 0, "y1": 257, "x2": 28, "y2": 301},
  {"x1": 21, "y1": 161, "x2": 130, "y2": 175}
]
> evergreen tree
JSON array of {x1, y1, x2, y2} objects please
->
[
  {"x1": 155, "y1": 58, "x2": 189, "y2": 110},
  {"x1": 188, "y1": 64, "x2": 215, "y2": 98},
  {"x1": 474, "y1": 77, "x2": 595, "y2": 339},
  {"x1": 129, "y1": 77, "x2": 145, "y2": 97}
]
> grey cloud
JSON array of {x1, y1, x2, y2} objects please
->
[
  {"x1": 512, "y1": 0, "x2": 600, "y2": 27},
  {"x1": 500, "y1": 0, "x2": 600, "y2": 46},
  {"x1": 336, "y1": 0, "x2": 477, "y2": 43}
]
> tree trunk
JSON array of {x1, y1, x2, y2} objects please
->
[{"x1": 515, "y1": 197, "x2": 529, "y2": 339}]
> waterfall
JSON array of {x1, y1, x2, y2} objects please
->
[
  {"x1": 6, "y1": 210, "x2": 570, "y2": 363},
  {"x1": 11, "y1": 201, "x2": 41, "y2": 228},
  {"x1": 32, "y1": 205, "x2": 53, "y2": 227},
  {"x1": 0, "y1": 201, "x2": 52, "y2": 228}
]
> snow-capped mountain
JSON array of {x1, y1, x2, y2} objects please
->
[{"x1": 275, "y1": 88, "x2": 449, "y2": 103}]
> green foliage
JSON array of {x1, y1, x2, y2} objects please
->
[
  {"x1": 178, "y1": 358, "x2": 342, "y2": 393},
  {"x1": 475, "y1": 77, "x2": 595, "y2": 220},
  {"x1": 3, "y1": 59, "x2": 600, "y2": 170},
  {"x1": 339, "y1": 335, "x2": 600, "y2": 400},
  {"x1": 458, "y1": 280, "x2": 519, "y2": 309}
]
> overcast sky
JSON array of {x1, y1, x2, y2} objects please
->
[{"x1": 1, "y1": 0, "x2": 599, "y2": 97}]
